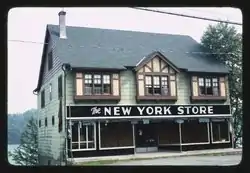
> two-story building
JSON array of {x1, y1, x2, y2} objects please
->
[{"x1": 33, "y1": 11, "x2": 232, "y2": 165}]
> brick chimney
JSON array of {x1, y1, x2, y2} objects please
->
[{"x1": 58, "y1": 10, "x2": 67, "y2": 39}]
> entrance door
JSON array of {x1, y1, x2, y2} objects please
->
[{"x1": 135, "y1": 123, "x2": 158, "y2": 153}]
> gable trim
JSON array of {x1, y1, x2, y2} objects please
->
[{"x1": 134, "y1": 51, "x2": 180, "y2": 73}]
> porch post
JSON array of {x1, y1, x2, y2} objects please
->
[{"x1": 179, "y1": 123, "x2": 182, "y2": 152}]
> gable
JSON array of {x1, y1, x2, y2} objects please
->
[{"x1": 136, "y1": 52, "x2": 179, "y2": 74}]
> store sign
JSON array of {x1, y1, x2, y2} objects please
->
[{"x1": 67, "y1": 105, "x2": 230, "y2": 118}]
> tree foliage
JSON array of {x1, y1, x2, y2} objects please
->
[
  {"x1": 201, "y1": 22, "x2": 242, "y2": 147},
  {"x1": 8, "y1": 116, "x2": 38, "y2": 165}
]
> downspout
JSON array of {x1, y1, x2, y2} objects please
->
[{"x1": 61, "y1": 63, "x2": 72, "y2": 165}]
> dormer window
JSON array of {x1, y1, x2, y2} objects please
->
[{"x1": 145, "y1": 76, "x2": 169, "y2": 96}]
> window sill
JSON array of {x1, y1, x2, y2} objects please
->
[
  {"x1": 74, "y1": 95, "x2": 121, "y2": 101},
  {"x1": 191, "y1": 96, "x2": 227, "y2": 101},
  {"x1": 136, "y1": 96, "x2": 177, "y2": 101}
]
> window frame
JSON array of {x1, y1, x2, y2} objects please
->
[
  {"x1": 70, "y1": 122, "x2": 96, "y2": 151},
  {"x1": 83, "y1": 73, "x2": 112, "y2": 96},
  {"x1": 58, "y1": 75, "x2": 63, "y2": 99},
  {"x1": 144, "y1": 75, "x2": 170, "y2": 96},
  {"x1": 48, "y1": 51, "x2": 53, "y2": 71},
  {"x1": 198, "y1": 76, "x2": 220, "y2": 96},
  {"x1": 41, "y1": 90, "x2": 45, "y2": 108}
]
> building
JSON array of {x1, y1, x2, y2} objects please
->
[{"x1": 33, "y1": 11, "x2": 233, "y2": 165}]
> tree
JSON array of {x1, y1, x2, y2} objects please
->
[
  {"x1": 9, "y1": 116, "x2": 38, "y2": 165},
  {"x1": 201, "y1": 22, "x2": 242, "y2": 147}
]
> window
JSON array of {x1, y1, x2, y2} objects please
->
[
  {"x1": 83, "y1": 74, "x2": 111, "y2": 95},
  {"x1": 145, "y1": 75, "x2": 169, "y2": 96},
  {"x1": 212, "y1": 121, "x2": 229, "y2": 142},
  {"x1": 52, "y1": 116, "x2": 55, "y2": 126},
  {"x1": 45, "y1": 117, "x2": 48, "y2": 127},
  {"x1": 71, "y1": 122, "x2": 96, "y2": 150},
  {"x1": 49, "y1": 83, "x2": 52, "y2": 101},
  {"x1": 48, "y1": 51, "x2": 53, "y2": 71},
  {"x1": 41, "y1": 90, "x2": 45, "y2": 108},
  {"x1": 198, "y1": 77, "x2": 219, "y2": 96},
  {"x1": 39, "y1": 120, "x2": 42, "y2": 127},
  {"x1": 58, "y1": 76, "x2": 63, "y2": 99}
]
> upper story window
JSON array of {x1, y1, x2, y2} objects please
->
[
  {"x1": 191, "y1": 75, "x2": 227, "y2": 101},
  {"x1": 48, "y1": 51, "x2": 53, "y2": 71},
  {"x1": 58, "y1": 75, "x2": 63, "y2": 99},
  {"x1": 49, "y1": 83, "x2": 52, "y2": 100},
  {"x1": 145, "y1": 75, "x2": 169, "y2": 96},
  {"x1": 45, "y1": 117, "x2": 48, "y2": 127},
  {"x1": 41, "y1": 90, "x2": 45, "y2": 108},
  {"x1": 52, "y1": 116, "x2": 55, "y2": 126},
  {"x1": 74, "y1": 72, "x2": 120, "y2": 101},
  {"x1": 39, "y1": 120, "x2": 42, "y2": 128},
  {"x1": 198, "y1": 77, "x2": 219, "y2": 96},
  {"x1": 84, "y1": 74, "x2": 111, "y2": 95}
]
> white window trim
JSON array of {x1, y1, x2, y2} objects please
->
[
  {"x1": 210, "y1": 121, "x2": 230, "y2": 144},
  {"x1": 98, "y1": 121, "x2": 135, "y2": 150},
  {"x1": 71, "y1": 122, "x2": 96, "y2": 151}
]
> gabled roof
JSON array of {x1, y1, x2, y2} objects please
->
[
  {"x1": 134, "y1": 51, "x2": 180, "y2": 73},
  {"x1": 47, "y1": 24, "x2": 228, "y2": 73},
  {"x1": 34, "y1": 24, "x2": 229, "y2": 92}
]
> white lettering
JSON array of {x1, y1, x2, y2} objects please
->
[
  {"x1": 104, "y1": 107, "x2": 111, "y2": 116},
  {"x1": 208, "y1": 106, "x2": 213, "y2": 114},
  {"x1": 122, "y1": 107, "x2": 132, "y2": 115},
  {"x1": 146, "y1": 107, "x2": 154, "y2": 115},
  {"x1": 155, "y1": 107, "x2": 162, "y2": 115},
  {"x1": 137, "y1": 107, "x2": 145, "y2": 115},
  {"x1": 192, "y1": 106, "x2": 199, "y2": 114},
  {"x1": 164, "y1": 107, "x2": 171, "y2": 114},
  {"x1": 200, "y1": 106, "x2": 207, "y2": 114},
  {"x1": 186, "y1": 106, "x2": 191, "y2": 114},
  {"x1": 177, "y1": 106, "x2": 184, "y2": 115},
  {"x1": 114, "y1": 107, "x2": 120, "y2": 115}
]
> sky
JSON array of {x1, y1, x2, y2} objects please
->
[{"x1": 7, "y1": 7, "x2": 242, "y2": 114}]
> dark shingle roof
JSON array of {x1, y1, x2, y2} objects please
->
[{"x1": 47, "y1": 24, "x2": 228, "y2": 73}]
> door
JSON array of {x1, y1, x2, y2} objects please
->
[{"x1": 135, "y1": 123, "x2": 158, "y2": 152}]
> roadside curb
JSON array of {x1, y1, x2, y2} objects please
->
[{"x1": 76, "y1": 149, "x2": 242, "y2": 165}]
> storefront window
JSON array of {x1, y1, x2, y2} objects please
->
[
  {"x1": 70, "y1": 122, "x2": 96, "y2": 150},
  {"x1": 212, "y1": 121, "x2": 229, "y2": 142}
]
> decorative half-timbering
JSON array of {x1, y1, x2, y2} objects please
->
[
  {"x1": 135, "y1": 52, "x2": 179, "y2": 101},
  {"x1": 191, "y1": 75, "x2": 227, "y2": 101},
  {"x1": 74, "y1": 72, "x2": 121, "y2": 101}
]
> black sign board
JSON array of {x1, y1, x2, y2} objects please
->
[{"x1": 67, "y1": 105, "x2": 230, "y2": 118}]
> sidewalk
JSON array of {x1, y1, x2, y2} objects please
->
[{"x1": 72, "y1": 148, "x2": 242, "y2": 164}]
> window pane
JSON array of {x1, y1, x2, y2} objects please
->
[
  {"x1": 88, "y1": 125, "x2": 94, "y2": 141},
  {"x1": 88, "y1": 142, "x2": 95, "y2": 149},
  {"x1": 199, "y1": 86, "x2": 205, "y2": 95},
  {"x1": 72, "y1": 143, "x2": 78, "y2": 149},
  {"x1": 146, "y1": 87, "x2": 153, "y2": 95},
  {"x1": 72, "y1": 122, "x2": 78, "y2": 142},
  {"x1": 198, "y1": 78, "x2": 204, "y2": 86},
  {"x1": 85, "y1": 74, "x2": 92, "y2": 79},
  {"x1": 93, "y1": 85, "x2": 102, "y2": 94},
  {"x1": 154, "y1": 88, "x2": 161, "y2": 94},
  {"x1": 145, "y1": 76, "x2": 152, "y2": 85},
  {"x1": 79, "y1": 124, "x2": 86, "y2": 141},
  {"x1": 206, "y1": 87, "x2": 213, "y2": 95},
  {"x1": 212, "y1": 78, "x2": 218, "y2": 86},
  {"x1": 85, "y1": 79, "x2": 92, "y2": 84},
  {"x1": 213, "y1": 87, "x2": 219, "y2": 96},
  {"x1": 80, "y1": 143, "x2": 87, "y2": 149},
  {"x1": 103, "y1": 75, "x2": 110, "y2": 84},
  {"x1": 103, "y1": 84, "x2": 111, "y2": 94},
  {"x1": 84, "y1": 85, "x2": 92, "y2": 95},
  {"x1": 94, "y1": 79, "x2": 101, "y2": 84},
  {"x1": 205, "y1": 78, "x2": 211, "y2": 87},
  {"x1": 153, "y1": 76, "x2": 160, "y2": 85}
]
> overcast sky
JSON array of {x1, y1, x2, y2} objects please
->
[{"x1": 7, "y1": 7, "x2": 242, "y2": 114}]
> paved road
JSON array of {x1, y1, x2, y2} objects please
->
[{"x1": 110, "y1": 155, "x2": 242, "y2": 166}]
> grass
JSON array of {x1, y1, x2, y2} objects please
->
[{"x1": 76, "y1": 150, "x2": 242, "y2": 166}]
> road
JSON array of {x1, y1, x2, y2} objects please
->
[{"x1": 110, "y1": 154, "x2": 242, "y2": 166}]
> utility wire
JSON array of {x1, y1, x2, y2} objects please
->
[
  {"x1": 130, "y1": 7, "x2": 242, "y2": 26},
  {"x1": 8, "y1": 39, "x2": 241, "y2": 55}
]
